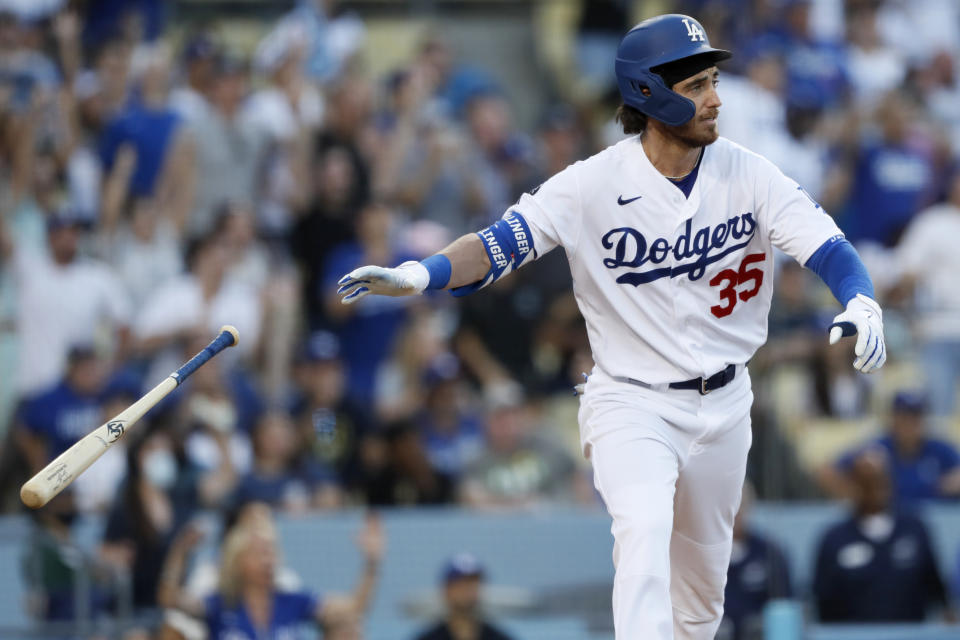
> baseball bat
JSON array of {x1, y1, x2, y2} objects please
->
[{"x1": 20, "y1": 325, "x2": 240, "y2": 509}]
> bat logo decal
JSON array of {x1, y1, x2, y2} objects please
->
[{"x1": 106, "y1": 421, "x2": 126, "y2": 442}]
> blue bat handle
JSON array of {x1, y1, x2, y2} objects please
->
[{"x1": 172, "y1": 327, "x2": 238, "y2": 385}]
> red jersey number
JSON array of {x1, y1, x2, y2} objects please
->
[{"x1": 709, "y1": 253, "x2": 766, "y2": 318}]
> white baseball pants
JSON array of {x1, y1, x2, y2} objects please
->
[{"x1": 578, "y1": 367, "x2": 753, "y2": 639}]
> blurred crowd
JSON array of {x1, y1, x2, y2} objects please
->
[{"x1": 0, "y1": 0, "x2": 960, "y2": 637}]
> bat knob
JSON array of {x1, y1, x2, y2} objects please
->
[
  {"x1": 220, "y1": 325, "x2": 240, "y2": 347},
  {"x1": 20, "y1": 483, "x2": 45, "y2": 510}
]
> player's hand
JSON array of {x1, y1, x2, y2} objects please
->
[
  {"x1": 337, "y1": 261, "x2": 429, "y2": 304},
  {"x1": 828, "y1": 293, "x2": 886, "y2": 373}
]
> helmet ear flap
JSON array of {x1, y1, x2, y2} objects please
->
[{"x1": 615, "y1": 66, "x2": 696, "y2": 126}]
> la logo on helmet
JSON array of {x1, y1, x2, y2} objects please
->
[{"x1": 681, "y1": 18, "x2": 706, "y2": 42}]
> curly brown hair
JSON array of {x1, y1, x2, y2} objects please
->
[{"x1": 616, "y1": 104, "x2": 648, "y2": 134}]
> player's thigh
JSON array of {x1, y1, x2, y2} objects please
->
[
  {"x1": 672, "y1": 413, "x2": 752, "y2": 544},
  {"x1": 589, "y1": 415, "x2": 682, "y2": 575}
]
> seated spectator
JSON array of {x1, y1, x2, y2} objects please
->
[
  {"x1": 100, "y1": 428, "x2": 202, "y2": 611},
  {"x1": 460, "y1": 388, "x2": 576, "y2": 509},
  {"x1": 413, "y1": 553, "x2": 514, "y2": 640},
  {"x1": 163, "y1": 510, "x2": 384, "y2": 639},
  {"x1": 359, "y1": 420, "x2": 455, "y2": 507},
  {"x1": 233, "y1": 411, "x2": 341, "y2": 512},
  {"x1": 813, "y1": 450, "x2": 951, "y2": 622},
  {"x1": 290, "y1": 331, "x2": 372, "y2": 490},
  {"x1": 720, "y1": 482, "x2": 792, "y2": 640},
  {"x1": 17, "y1": 345, "x2": 109, "y2": 474},
  {"x1": 818, "y1": 391, "x2": 960, "y2": 505},
  {"x1": 415, "y1": 354, "x2": 485, "y2": 481}
]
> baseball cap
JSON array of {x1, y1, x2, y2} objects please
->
[
  {"x1": 892, "y1": 391, "x2": 927, "y2": 414},
  {"x1": 46, "y1": 206, "x2": 85, "y2": 231},
  {"x1": 303, "y1": 331, "x2": 341, "y2": 363},
  {"x1": 441, "y1": 553, "x2": 485, "y2": 584},
  {"x1": 182, "y1": 34, "x2": 218, "y2": 63}
]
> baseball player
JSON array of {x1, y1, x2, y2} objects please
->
[{"x1": 337, "y1": 14, "x2": 886, "y2": 640}]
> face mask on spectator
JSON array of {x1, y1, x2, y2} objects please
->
[{"x1": 143, "y1": 450, "x2": 178, "y2": 490}]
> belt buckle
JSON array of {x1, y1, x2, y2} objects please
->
[{"x1": 700, "y1": 376, "x2": 711, "y2": 395}]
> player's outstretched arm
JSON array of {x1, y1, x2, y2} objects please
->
[{"x1": 337, "y1": 233, "x2": 491, "y2": 304}]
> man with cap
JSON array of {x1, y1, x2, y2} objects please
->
[
  {"x1": 338, "y1": 14, "x2": 884, "y2": 638},
  {"x1": 820, "y1": 391, "x2": 960, "y2": 506},
  {"x1": 413, "y1": 553, "x2": 514, "y2": 640},
  {"x1": 0, "y1": 207, "x2": 131, "y2": 396}
]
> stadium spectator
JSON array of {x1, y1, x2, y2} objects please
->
[
  {"x1": 413, "y1": 553, "x2": 514, "y2": 640},
  {"x1": 188, "y1": 59, "x2": 270, "y2": 240},
  {"x1": 16, "y1": 345, "x2": 108, "y2": 473},
  {"x1": 844, "y1": 91, "x2": 935, "y2": 247},
  {"x1": 359, "y1": 419, "x2": 456, "y2": 507},
  {"x1": 134, "y1": 231, "x2": 263, "y2": 380},
  {"x1": 460, "y1": 387, "x2": 577, "y2": 509},
  {"x1": 168, "y1": 34, "x2": 219, "y2": 126},
  {"x1": 322, "y1": 202, "x2": 416, "y2": 400},
  {"x1": 98, "y1": 42, "x2": 194, "y2": 223},
  {"x1": 163, "y1": 509, "x2": 384, "y2": 639},
  {"x1": 818, "y1": 391, "x2": 960, "y2": 505},
  {"x1": 1, "y1": 206, "x2": 132, "y2": 396},
  {"x1": 100, "y1": 428, "x2": 202, "y2": 610},
  {"x1": 96, "y1": 189, "x2": 184, "y2": 309},
  {"x1": 22, "y1": 492, "x2": 111, "y2": 623},
  {"x1": 813, "y1": 450, "x2": 951, "y2": 622},
  {"x1": 233, "y1": 411, "x2": 341, "y2": 512},
  {"x1": 892, "y1": 171, "x2": 960, "y2": 418},
  {"x1": 415, "y1": 354, "x2": 485, "y2": 482},
  {"x1": 158, "y1": 502, "x2": 303, "y2": 639},
  {"x1": 720, "y1": 482, "x2": 792, "y2": 640},
  {"x1": 290, "y1": 330, "x2": 372, "y2": 490}
]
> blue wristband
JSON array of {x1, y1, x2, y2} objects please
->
[{"x1": 421, "y1": 254, "x2": 452, "y2": 290}]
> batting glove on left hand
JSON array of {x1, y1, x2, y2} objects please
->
[
  {"x1": 829, "y1": 293, "x2": 886, "y2": 373},
  {"x1": 337, "y1": 261, "x2": 429, "y2": 304}
]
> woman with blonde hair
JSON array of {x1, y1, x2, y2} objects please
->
[{"x1": 161, "y1": 507, "x2": 384, "y2": 639}]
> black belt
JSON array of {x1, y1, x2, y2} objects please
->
[
  {"x1": 612, "y1": 363, "x2": 739, "y2": 395},
  {"x1": 668, "y1": 363, "x2": 738, "y2": 395}
]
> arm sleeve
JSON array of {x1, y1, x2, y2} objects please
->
[
  {"x1": 755, "y1": 158, "x2": 845, "y2": 266},
  {"x1": 804, "y1": 237, "x2": 875, "y2": 306}
]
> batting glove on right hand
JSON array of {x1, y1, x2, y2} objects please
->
[
  {"x1": 337, "y1": 261, "x2": 429, "y2": 304},
  {"x1": 828, "y1": 293, "x2": 886, "y2": 373}
]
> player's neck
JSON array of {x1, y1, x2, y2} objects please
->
[{"x1": 640, "y1": 128, "x2": 701, "y2": 180}]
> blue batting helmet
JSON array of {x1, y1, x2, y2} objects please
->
[{"x1": 615, "y1": 14, "x2": 731, "y2": 126}]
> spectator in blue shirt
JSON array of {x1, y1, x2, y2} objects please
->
[
  {"x1": 414, "y1": 553, "x2": 514, "y2": 640},
  {"x1": 721, "y1": 481, "x2": 792, "y2": 640},
  {"x1": 17, "y1": 345, "x2": 108, "y2": 472},
  {"x1": 813, "y1": 451, "x2": 951, "y2": 622},
  {"x1": 163, "y1": 510, "x2": 384, "y2": 640},
  {"x1": 322, "y1": 202, "x2": 417, "y2": 403},
  {"x1": 233, "y1": 411, "x2": 342, "y2": 513},
  {"x1": 844, "y1": 93, "x2": 935, "y2": 247},
  {"x1": 818, "y1": 391, "x2": 960, "y2": 506}
]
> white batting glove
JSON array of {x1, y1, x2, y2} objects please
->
[
  {"x1": 337, "y1": 261, "x2": 429, "y2": 304},
  {"x1": 828, "y1": 293, "x2": 886, "y2": 373}
]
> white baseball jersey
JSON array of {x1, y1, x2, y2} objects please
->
[{"x1": 512, "y1": 135, "x2": 842, "y2": 384}]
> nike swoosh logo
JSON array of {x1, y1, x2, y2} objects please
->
[{"x1": 618, "y1": 195, "x2": 642, "y2": 205}]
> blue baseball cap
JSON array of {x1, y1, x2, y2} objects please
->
[
  {"x1": 441, "y1": 553, "x2": 485, "y2": 584},
  {"x1": 892, "y1": 391, "x2": 927, "y2": 414}
]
